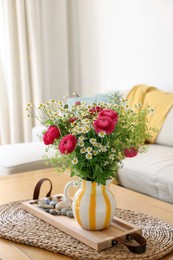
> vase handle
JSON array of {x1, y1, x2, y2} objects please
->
[{"x1": 64, "y1": 181, "x2": 75, "y2": 207}]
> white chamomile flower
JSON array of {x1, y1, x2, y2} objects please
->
[
  {"x1": 77, "y1": 127, "x2": 83, "y2": 134},
  {"x1": 78, "y1": 135, "x2": 85, "y2": 141},
  {"x1": 78, "y1": 140, "x2": 84, "y2": 147},
  {"x1": 72, "y1": 129, "x2": 77, "y2": 135},
  {"x1": 83, "y1": 118, "x2": 90, "y2": 124},
  {"x1": 86, "y1": 147, "x2": 92, "y2": 153},
  {"x1": 109, "y1": 154, "x2": 114, "y2": 160},
  {"x1": 93, "y1": 150, "x2": 98, "y2": 156},
  {"x1": 96, "y1": 143, "x2": 102, "y2": 148},
  {"x1": 93, "y1": 142, "x2": 98, "y2": 147},
  {"x1": 86, "y1": 153, "x2": 92, "y2": 160},
  {"x1": 86, "y1": 126, "x2": 90, "y2": 131},
  {"x1": 80, "y1": 147, "x2": 86, "y2": 154},
  {"x1": 111, "y1": 148, "x2": 116, "y2": 153},
  {"x1": 98, "y1": 131, "x2": 106, "y2": 138},
  {"x1": 83, "y1": 126, "x2": 90, "y2": 133},
  {"x1": 72, "y1": 158, "x2": 78, "y2": 164},
  {"x1": 71, "y1": 122, "x2": 75, "y2": 127},
  {"x1": 101, "y1": 146, "x2": 107, "y2": 152},
  {"x1": 90, "y1": 138, "x2": 97, "y2": 145},
  {"x1": 81, "y1": 112, "x2": 87, "y2": 117}
]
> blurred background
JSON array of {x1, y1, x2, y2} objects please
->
[{"x1": 0, "y1": 0, "x2": 173, "y2": 145}]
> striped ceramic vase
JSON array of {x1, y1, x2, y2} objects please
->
[{"x1": 64, "y1": 179, "x2": 116, "y2": 230}]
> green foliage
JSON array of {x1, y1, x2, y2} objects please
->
[{"x1": 27, "y1": 93, "x2": 155, "y2": 185}]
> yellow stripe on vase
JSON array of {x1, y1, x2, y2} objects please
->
[
  {"x1": 89, "y1": 182, "x2": 96, "y2": 230},
  {"x1": 75, "y1": 180, "x2": 86, "y2": 227},
  {"x1": 101, "y1": 185, "x2": 111, "y2": 229}
]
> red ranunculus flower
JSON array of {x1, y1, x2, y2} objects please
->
[
  {"x1": 93, "y1": 116, "x2": 115, "y2": 134},
  {"x1": 124, "y1": 147, "x2": 138, "y2": 158},
  {"x1": 98, "y1": 109, "x2": 118, "y2": 122},
  {"x1": 75, "y1": 101, "x2": 81, "y2": 105},
  {"x1": 89, "y1": 106, "x2": 103, "y2": 115},
  {"x1": 43, "y1": 126, "x2": 60, "y2": 145},
  {"x1": 69, "y1": 118, "x2": 78, "y2": 123},
  {"x1": 59, "y1": 134, "x2": 77, "y2": 154}
]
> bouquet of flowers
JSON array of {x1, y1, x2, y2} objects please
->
[{"x1": 27, "y1": 92, "x2": 154, "y2": 185}]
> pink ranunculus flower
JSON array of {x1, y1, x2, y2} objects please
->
[
  {"x1": 93, "y1": 116, "x2": 115, "y2": 135},
  {"x1": 124, "y1": 147, "x2": 138, "y2": 158},
  {"x1": 43, "y1": 125, "x2": 60, "y2": 145},
  {"x1": 59, "y1": 134, "x2": 77, "y2": 154},
  {"x1": 98, "y1": 109, "x2": 118, "y2": 122}
]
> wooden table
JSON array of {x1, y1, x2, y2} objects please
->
[{"x1": 0, "y1": 168, "x2": 173, "y2": 260}]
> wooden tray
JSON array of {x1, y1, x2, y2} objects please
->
[{"x1": 22, "y1": 195, "x2": 142, "y2": 251}]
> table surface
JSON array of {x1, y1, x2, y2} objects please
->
[{"x1": 0, "y1": 168, "x2": 173, "y2": 260}]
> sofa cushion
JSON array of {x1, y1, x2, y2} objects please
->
[
  {"x1": 0, "y1": 142, "x2": 49, "y2": 176},
  {"x1": 68, "y1": 93, "x2": 110, "y2": 106},
  {"x1": 67, "y1": 90, "x2": 128, "y2": 106},
  {"x1": 155, "y1": 107, "x2": 173, "y2": 147},
  {"x1": 118, "y1": 144, "x2": 173, "y2": 204}
]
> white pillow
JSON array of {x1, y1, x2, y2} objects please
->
[{"x1": 156, "y1": 107, "x2": 173, "y2": 147}]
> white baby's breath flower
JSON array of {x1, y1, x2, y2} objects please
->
[
  {"x1": 80, "y1": 147, "x2": 86, "y2": 154},
  {"x1": 98, "y1": 131, "x2": 106, "y2": 138},
  {"x1": 86, "y1": 147, "x2": 92, "y2": 153},
  {"x1": 72, "y1": 158, "x2": 78, "y2": 164},
  {"x1": 86, "y1": 153, "x2": 92, "y2": 160}
]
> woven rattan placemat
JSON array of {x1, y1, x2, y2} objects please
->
[{"x1": 0, "y1": 201, "x2": 173, "y2": 260}]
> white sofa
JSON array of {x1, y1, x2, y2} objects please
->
[
  {"x1": 118, "y1": 107, "x2": 173, "y2": 204},
  {"x1": 0, "y1": 126, "x2": 48, "y2": 176}
]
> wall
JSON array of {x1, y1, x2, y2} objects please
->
[{"x1": 75, "y1": 0, "x2": 173, "y2": 95}]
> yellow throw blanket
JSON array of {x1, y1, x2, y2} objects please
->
[{"x1": 126, "y1": 84, "x2": 173, "y2": 143}]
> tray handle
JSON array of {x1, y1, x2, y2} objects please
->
[
  {"x1": 33, "y1": 178, "x2": 53, "y2": 200},
  {"x1": 113, "y1": 232, "x2": 146, "y2": 254}
]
